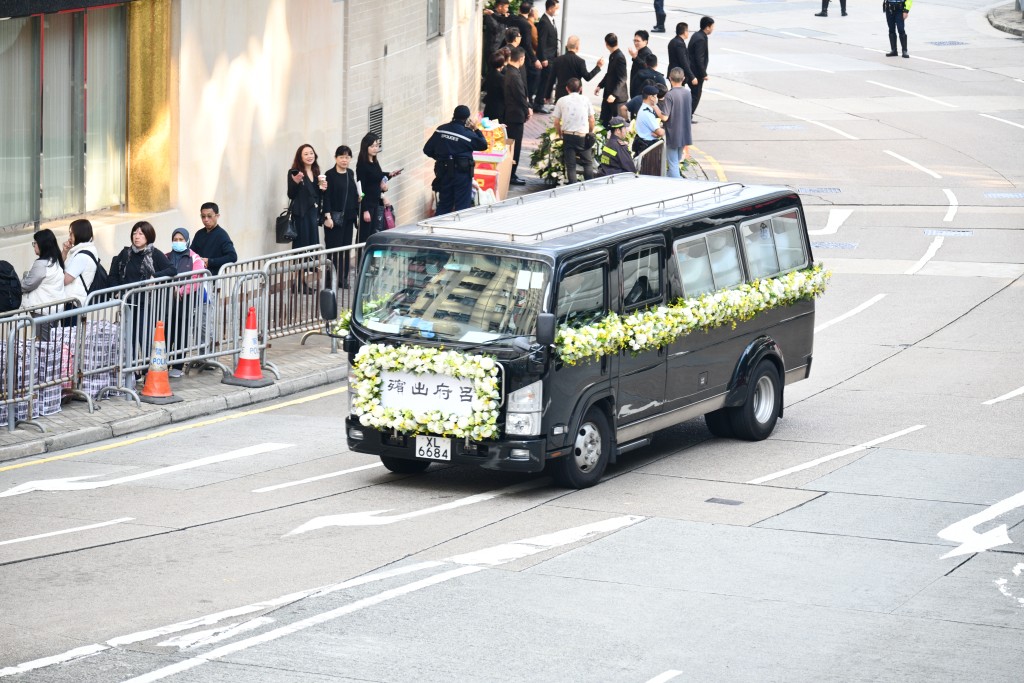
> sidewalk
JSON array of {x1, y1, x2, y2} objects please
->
[
  {"x1": 0, "y1": 334, "x2": 347, "y2": 464},
  {"x1": 988, "y1": 3, "x2": 1024, "y2": 36}
]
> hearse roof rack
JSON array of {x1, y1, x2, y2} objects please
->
[{"x1": 415, "y1": 175, "x2": 747, "y2": 243}]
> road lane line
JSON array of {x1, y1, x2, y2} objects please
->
[
  {"x1": 980, "y1": 113, "x2": 1024, "y2": 131},
  {"x1": 157, "y1": 617, "x2": 276, "y2": 650},
  {"x1": 0, "y1": 386, "x2": 347, "y2": 474},
  {"x1": 690, "y1": 145, "x2": 727, "y2": 181},
  {"x1": 814, "y1": 293, "x2": 886, "y2": 333},
  {"x1": 983, "y1": 385, "x2": 1024, "y2": 406},
  {"x1": 0, "y1": 645, "x2": 110, "y2": 678},
  {"x1": 0, "y1": 517, "x2": 134, "y2": 547},
  {"x1": 862, "y1": 47, "x2": 974, "y2": 70},
  {"x1": 779, "y1": 31, "x2": 806, "y2": 39},
  {"x1": 0, "y1": 444, "x2": 293, "y2": 498},
  {"x1": 747, "y1": 425, "x2": 926, "y2": 484},
  {"x1": 937, "y1": 489, "x2": 1024, "y2": 558},
  {"x1": 884, "y1": 150, "x2": 942, "y2": 179},
  {"x1": 866, "y1": 80, "x2": 956, "y2": 108},
  {"x1": 722, "y1": 47, "x2": 833, "y2": 73},
  {"x1": 808, "y1": 208, "x2": 853, "y2": 236},
  {"x1": 942, "y1": 189, "x2": 958, "y2": 222},
  {"x1": 707, "y1": 89, "x2": 859, "y2": 140},
  {"x1": 905, "y1": 236, "x2": 945, "y2": 275},
  {"x1": 645, "y1": 672, "x2": 684, "y2": 683},
  {"x1": 252, "y1": 463, "x2": 384, "y2": 493}
]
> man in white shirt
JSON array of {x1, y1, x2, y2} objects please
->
[{"x1": 551, "y1": 77, "x2": 597, "y2": 184}]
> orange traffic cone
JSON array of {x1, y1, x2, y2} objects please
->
[
  {"x1": 140, "y1": 321, "x2": 182, "y2": 405},
  {"x1": 222, "y1": 306, "x2": 274, "y2": 388}
]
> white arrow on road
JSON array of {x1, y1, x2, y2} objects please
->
[
  {"x1": 807, "y1": 208, "x2": 853, "y2": 236},
  {"x1": 0, "y1": 443, "x2": 292, "y2": 498},
  {"x1": 286, "y1": 479, "x2": 546, "y2": 535},
  {"x1": 937, "y1": 489, "x2": 1024, "y2": 559}
]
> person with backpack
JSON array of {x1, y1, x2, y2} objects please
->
[
  {"x1": 21, "y1": 229, "x2": 66, "y2": 340},
  {"x1": 0, "y1": 261, "x2": 22, "y2": 315},
  {"x1": 62, "y1": 219, "x2": 104, "y2": 304}
]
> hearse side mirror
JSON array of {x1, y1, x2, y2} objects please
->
[
  {"x1": 319, "y1": 289, "x2": 337, "y2": 321},
  {"x1": 536, "y1": 313, "x2": 556, "y2": 347}
]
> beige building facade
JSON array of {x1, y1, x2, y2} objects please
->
[{"x1": 0, "y1": 0, "x2": 483, "y2": 273}]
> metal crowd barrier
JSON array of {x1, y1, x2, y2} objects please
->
[
  {"x1": 219, "y1": 244, "x2": 322, "y2": 278},
  {"x1": 635, "y1": 139, "x2": 667, "y2": 177}
]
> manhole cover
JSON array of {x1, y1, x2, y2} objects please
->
[
  {"x1": 924, "y1": 229, "x2": 973, "y2": 237},
  {"x1": 706, "y1": 498, "x2": 743, "y2": 506},
  {"x1": 800, "y1": 187, "x2": 842, "y2": 194},
  {"x1": 986, "y1": 192, "x2": 1024, "y2": 199},
  {"x1": 812, "y1": 241, "x2": 858, "y2": 250},
  {"x1": 927, "y1": 40, "x2": 967, "y2": 46}
]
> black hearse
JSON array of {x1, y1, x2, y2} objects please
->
[{"x1": 322, "y1": 175, "x2": 818, "y2": 488}]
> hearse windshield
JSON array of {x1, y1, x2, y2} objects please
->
[{"x1": 355, "y1": 246, "x2": 550, "y2": 343}]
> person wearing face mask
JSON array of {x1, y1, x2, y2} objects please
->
[{"x1": 165, "y1": 228, "x2": 205, "y2": 378}]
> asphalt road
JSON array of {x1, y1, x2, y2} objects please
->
[{"x1": 2, "y1": 0, "x2": 1023, "y2": 681}]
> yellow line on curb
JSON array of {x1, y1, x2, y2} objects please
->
[
  {"x1": 690, "y1": 145, "x2": 728, "y2": 182},
  {"x1": 0, "y1": 386, "x2": 347, "y2": 474}
]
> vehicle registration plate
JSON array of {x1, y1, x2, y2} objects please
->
[{"x1": 415, "y1": 435, "x2": 452, "y2": 461}]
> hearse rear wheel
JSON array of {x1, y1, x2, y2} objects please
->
[
  {"x1": 552, "y1": 407, "x2": 610, "y2": 489},
  {"x1": 729, "y1": 360, "x2": 782, "y2": 441},
  {"x1": 379, "y1": 455, "x2": 432, "y2": 474}
]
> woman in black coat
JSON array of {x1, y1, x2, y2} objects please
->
[
  {"x1": 356, "y1": 132, "x2": 403, "y2": 242},
  {"x1": 286, "y1": 143, "x2": 327, "y2": 249},
  {"x1": 482, "y1": 51, "x2": 508, "y2": 121},
  {"x1": 323, "y1": 145, "x2": 360, "y2": 288}
]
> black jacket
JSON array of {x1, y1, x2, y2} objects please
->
[
  {"x1": 688, "y1": 30, "x2": 709, "y2": 79},
  {"x1": 511, "y1": 14, "x2": 538, "y2": 65},
  {"x1": 423, "y1": 119, "x2": 488, "y2": 164},
  {"x1": 667, "y1": 35, "x2": 694, "y2": 82},
  {"x1": 632, "y1": 67, "x2": 666, "y2": 97},
  {"x1": 598, "y1": 49, "x2": 628, "y2": 104},
  {"x1": 483, "y1": 67, "x2": 506, "y2": 120},
  {"x1": 108, "y1": 246, "x2": 175, "y2": 287},
  {"x1": 286, "y1": 171, "x2": 323, "y2": 218},
  {"x1": 598, "y1": 135, "x2": 637, "y2": 176},
  {"x1": 356, "y1": 158, "x2": 392, "y2": 211},
  {"x1": 323, "y1": 167, "x2": 359, "y2": 221},
  {"x1": 536, "y1": 13, "x2": 558, "y2": 62},
  {"x1": 503, "y1": 64, "x2": 530, "y2": 124},
  {"x1": 629, "y1": 45, "x2": 654, "y2": 98},
  {"x1": 551, "y1": 52, "x2": 601, "y2": 101},
  {"x1": 190, "y1": 225, "x2": 237, "y2": 275}
]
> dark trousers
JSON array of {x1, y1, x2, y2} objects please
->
[
  {"x1": 324, "y1": 213, "x2": 356, "y2": 287},
  {"x1": 654, "y1": 0, "x2": 666, "y2": 27},
  {"x1": 290, "y1": 210, "x2": 320, "y2": 250},
  {"x1": 689, "y1": 80, "x2": 704, "y2": 117},
  {"x1": 506, "y1": 122, "x2": 525, "y2": 178},
  {"x1": 599, "y1": 100, "x2": 621, "y2": 126},
  {"x1": 525, "y1": 66, "x2": 540, "y2": 103},
  {"x1": 821, "y1": 0, "x2": 847, "y2": 12},
  {"x1": 562, "y1": 134, "x2": 595, "y2": 184},
  {"x1": 436, "y1": 171, "x2": 475, "y2": 215},
  {"x1": 358, "y1": 204, "x2": 383, "y2": 242},
  {"x1": 535, "y1": 65, "x2": 553, "y2": 108},
  {"x1": 886, "y1": 10, "x2": 907, "y2": 50}
]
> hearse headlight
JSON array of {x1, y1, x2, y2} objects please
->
[{"x1": 506, "y1": 381, "x2": 543, "y2": 436}]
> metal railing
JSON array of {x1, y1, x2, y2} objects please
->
[{"x1": 634, "y1": 139, "x2": 667, "y2": 177}]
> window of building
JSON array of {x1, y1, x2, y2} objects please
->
[
  {"x1": 427, "y1": 0, "x2": 443, "y2": 38},
  {"x1": 0, "y1": 5, "x2": 126, "y2": 231}
]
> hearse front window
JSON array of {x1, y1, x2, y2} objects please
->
[
  {"x1": 622, "y1": 245, "x2": 663, "y2": 309},
  {"x1": 557, "y1": 260, "x2": 606, "y2": 327},
  {"x1": 675, "y1": 226, "x2": 743, "y2": 297},
  {"x1": 356, "y1": 247, "x2": 549, "y2": 342},
  {"x1": 740, "y1": 210, "x2": 808, "y2": 279}
]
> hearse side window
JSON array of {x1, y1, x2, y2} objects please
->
[
  {"x1": 556, "y1": 260, "x2": 607, "y2": 327},
  {"x1": 622, "y1": 245, "x2": 663, "y2": 309},
  {"x1": 708, "y1": 228, "x2": 744, "y2": 290},
  {"x1": 674, "y1": 226, "x2": 743, "y2": 298},
  {"x1": 740, "y1": 209, "x2": 808, "y2": 279}
]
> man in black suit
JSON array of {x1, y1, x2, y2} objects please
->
[
  {"x1": 482, "y1": 0, "x2": 513, "y2": 56},
  {"x1": 535, "y1": 0, "x2": 560, "y2": 110},
  {"x1": 552, "y1": 36, "x2": 604, "y2": 103},
  {"x1": 688, "y1": 16, "x2": 714, "y2": 121},
  {"x1": 502, "y1": 47, "x2": 532, "y2": 185},
  {"x1": 627, "y1": 30, "x2": 654, "y2": 98},
  {"x1": 667, "y1": 22, "x2": 697, "y2": 87},
  {"x1": 596, "y1": 33, "x2": 628, "y2": 126},
  {"x1": 511, "y1": 1, "x2": 543, "y2": 113}
]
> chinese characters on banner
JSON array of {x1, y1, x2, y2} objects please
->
[{"x1": 379, "y1": 372, "x2": 475, "y2": 417}]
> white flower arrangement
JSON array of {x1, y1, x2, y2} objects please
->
[
  {"x1": 350, "y1": 343, "x2": 502, "y2": 440},
  {"x1": 331, "y1": 309, "x2": 352, "y2": 336},
  {"x1": 555, "y1": 264, "x2": 831, "y2": 366}
]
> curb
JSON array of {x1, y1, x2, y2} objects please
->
[
  {"x1": 987, "y1": 6, "x2": 1024, "y2": 37},
  {"x1": 0, "y1": 365, "x2": 347, "y2": 465}
]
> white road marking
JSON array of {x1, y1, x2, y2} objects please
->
[
  {"x1": 286, "y1": 479, "x2": 547, "y2": 534},
  {"x1": 866, "y1": 80, "x2": 956, "y2": 108},
  {"x1": 862, "y1": 47, "x2": 974, "y2": 70},
  {"x1": 120, "y1": 516, "x2": 644, "y2": 683},
  {"x1": 942, "y1": 189, "x2": 958, "y2": 222},
  {"x1": 722, "y1": 47, "x2": 833, "y2": 73},
  {"x1": 0, "y1": 517, "x2": 134, "y2": 547},
  {"x1": 645, "y1": 671, "x2": 684, "y2": 683},
  {"x1": 983, "y1": 385, "x2": 1024, "y2": 406},
  {"x1": 808, "y1": 208, "x2": 853, "y2": 236},
  {"x1": 884, "y1": 150, "x2": 942, "y2": 179},
  {"x1": 0, "y1": 444, "x2": 292, "y2": 498},
  {"x1": 707, "y1": 89, "x2": 859, "y2": 140},
  {"x1": 157, "y1": 617, "x2": 275, "y2": 650},
  {"x1": 980, "y1": 113, "x2": 1024, "y2": 131},
  {"x1": 252, "y1": 463, "x2": 384, "y2": 493},
  {"x1": 747, "y1": 425, "x2": 926, "y2": 485},
  {"x1": 779, "y1": 31, "x2": 806, "y2": 39},
  {"x1": 0, "y1": 645, "x2": 109, "y2": 678},
  {"x1": 814, "y1": 293, "x2": 887, "y2": 333},
  {"x1": 937, "y1": 489, "x2": 1024, "y2": 559},
  {"x1": 905, "y1": 236, "x2": 945, "y2": 275}
]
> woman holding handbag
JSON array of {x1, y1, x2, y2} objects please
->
[
  {"x1": 286, "y1": 143, "x2": 328, "y2": 249},
  {"x1": 323, "y1": 145, "x2": 360, "y2": 288},
  {"x1": 356, "y1": 132, "x2": 403, "y2": 242}
]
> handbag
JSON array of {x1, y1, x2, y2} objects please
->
[
  {"x1": 383, "y1": 205, "x2": 396, "y2": 230},
  {"x1": 275, "y1": 204, "x2": 298, "y2": 243}
]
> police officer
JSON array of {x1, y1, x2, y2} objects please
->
[
  {"x1": 884, "y1": 0, "x2": 912, "y2": 58},
  {"x1": 423, "y1": 105, "x2": 489, "y2": 215},
  {"x1": 597, "y1": 117, "x2": 638, "y2": 177}
]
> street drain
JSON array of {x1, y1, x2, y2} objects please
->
[
  {"x1": 706, "y1": 497, "x2": 743, "y2": 506},
  {"x1": 925, "y1": 229, "x2": 973, "y2": 237}
]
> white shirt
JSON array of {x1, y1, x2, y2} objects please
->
[
  {"x1": 552, "y1": 92, "x2": 594, "y2": 136},
  {"x1": 64, "y1": 242, "x2": 99, "y2": 303}
]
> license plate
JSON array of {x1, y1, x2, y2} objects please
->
[{"x1": 415, "y1": 435, "x2": 452, "y2": 461}]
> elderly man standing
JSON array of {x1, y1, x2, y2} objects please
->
[
  {"x1": 661, "y1": 68, "x2": 693, "y2": 178},
  {"x1": 552, "y1": 78, "x2": 596, "y2": 184},
  {"x1": 551, "y1": 36, "x2": 604, "y2": 103}
]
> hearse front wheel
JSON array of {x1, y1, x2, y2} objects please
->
[
  {"x1": 379, "y1": 455, "x2": 432, "y2": 474},
  {"x1": 552, "y1": 407, "x2": 610, "y2": 489},
  {"x1": 729, "y1": 361, "x2": 782, "y2": 441}
]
